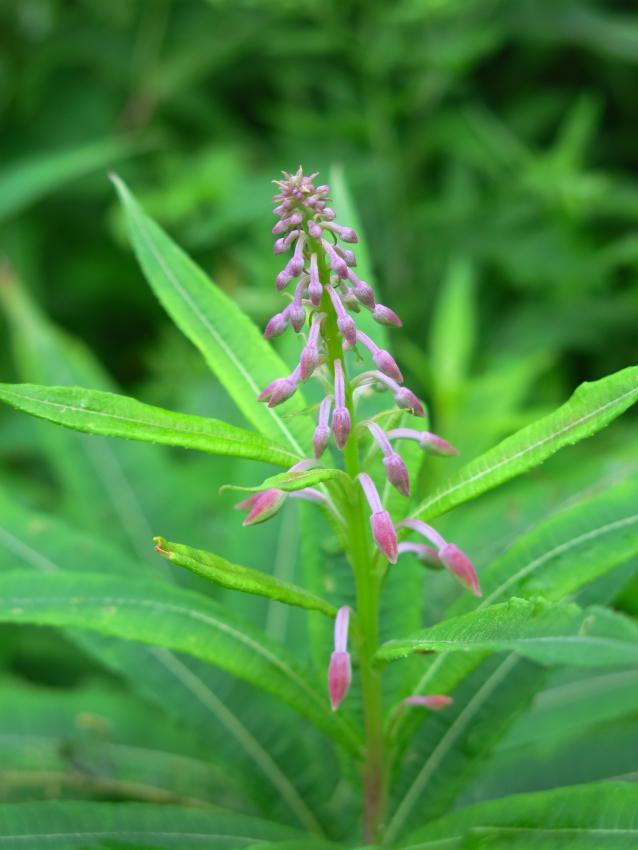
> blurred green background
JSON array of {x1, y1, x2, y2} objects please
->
[{"x1": 2, "y1": 0, "x2": 637, "y2": 397}]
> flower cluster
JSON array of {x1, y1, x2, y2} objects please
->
[{"x1": 244, "y1": 168, "x2": 479, "y2": 710}]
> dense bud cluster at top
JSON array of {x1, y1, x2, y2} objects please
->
[{"x1": 245, "y1": 167, "x2": 479, "y2": 711}]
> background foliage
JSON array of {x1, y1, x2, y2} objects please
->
[{"x1": 1, "y1": 0, "x2": 637, "y2": 846}]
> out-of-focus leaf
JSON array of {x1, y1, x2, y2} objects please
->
[
  {"x1": 413, "y1": 365, "x2": 638, "y2": 522},
  {"x1": 0, "y1": 801, "x2": 301, "y2": 848},
  {"x1": 0, "y1": 138, "x2": 139, "y2": 221},
  {"x1": 376, "y1": 597, "x2": 638, "y2": 668},
  {"x1": 0, "y1": 570, "x2": 360, "y2": 754},
  {"x1": 0, "y1": 383, "x2": 300, "y2": 467},
  {"x1": 111, "y1": 174, "x2": 313, "y2": 454},
  {"x1": 399, "y1": 781, "x2": 638, "y2": 849},
  {"x1": 155, "y1": 537, "x2": 337, "y2": 617}
]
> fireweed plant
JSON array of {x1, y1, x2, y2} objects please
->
[{"x1": 1, "y1": 167, "x2": 638, "y2": 847}]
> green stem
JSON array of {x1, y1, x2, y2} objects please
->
[{"x1": 313, "y1": 240, "x2": 386, "y2": 842}]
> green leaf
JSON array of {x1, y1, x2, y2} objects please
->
[
  {"x1": 376, "y1": 597, "x2": 638, "y2": 668},
  {"x1": 0, "y1": 383, "x2": 300, "y2": 468},
  {"x1": 413, "y1": 365, "x2": 638, "y2": 522},
  {"x1": 0, "y1": 801, "x2": 301, "y2": 848},
  {"x1": 111, "y1": 173, "x2": 313, "y2": 454},
  {"x1": 155, "y1": 537, "x2": 337, "y2": 617},
  {"x1": 0, "y1": 499, "x2": 327, "y2": 833},
  {"x1": 223, "y1": 466, "x2": 351, "y2": 494},
  {"x1": 0, "y1": 570, "x2": 360, "y2": 754},
  {"x1": 0, "y1": 138, "x2": 139, "y2": 221},
  {"x1": 399, "y1": 781, "x2": 638, "y2": 849}
]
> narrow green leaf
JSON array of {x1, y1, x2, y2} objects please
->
[
  {"x1": 223, "y1": 466, "x2": 351, "y2": 494},
  {"x1": 0, "y1": 570, "x2": 360, "y2": 754},
  {"x1": 0, "y1": 499, "x2": 327, "y2": 833},
  {"x1": 111, "y1": 173, "x2": 313, "y2": 454},
  {"x1": 0, "y1": 138, "x2": 139, "y2": 221},
  {"x1": 429, "y1": 258, "x2": 476, "y2": 398},
  {"x1": 413, "y1": 365, "x2": 638, "y2": 521},
  {"x1": 399, "y1": 781, "x2": 638, "y2": 849},
  {"x1": 155, "y1": 537, "x2": 337, "y2": 617},
  {"x1": 0, "y1": 383, "x2": 300, "y2": 468},
  {"x1": 0, "y1": 801, "x2": 300, "y2": 848},
  {"x1": 376, "y1": 597, "x2": 638, "y2": 668}
]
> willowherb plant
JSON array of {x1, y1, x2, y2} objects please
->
[{"x1": 1, "y1": 166, "x2": 638, "y2": 848}]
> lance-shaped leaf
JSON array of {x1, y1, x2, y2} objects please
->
[
  {"x1": 155, "y1": 537, "x2": 337, "y2": 617},
  {"x1": 0, "y1": 570, "x2": 360, "y2": 754},
  {"x1": 0, "y1": 801, "x2": 302, "y2": 848},
  {"x1": 111, "y1": 174, "x2": 313, "y2": 455},
  {"x1": 375, "y1": 597, "x2": 638, "y2": 668},
  {"x1": 399, "y1": 781, "x2": 638, "y2": 849},
  {"x1": 0, "y1": 383, "x2": 300, "y2": 468},
  {"x1": 223, "y1": 466, "x2": 351, "y2": 495},
  {"x1": 413, "y1": 365, "x2": 638, "y2": 522}
]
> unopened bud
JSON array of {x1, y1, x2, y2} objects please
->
[
  {"x1": 328, "y1": 652, "x2": 351, "y2": 711},
  {"x1": 372, "y1": 304, "x2": 402, "y2": 327},
  {"x1": 332, "y1": 406, "x2": 351, "y2": 450},
  {"x1": 395, "y1": 387, "x2": 425, "y2": 417},
  {"x1": 402, "y1": 695, "x2": 453, "y2": 710},
  {"x1": 236, "y1": 489, "x2": 286, "y2": 526},
  {"x1": 439, "y1": 544, "x2": 481, "y2": 597},
  {"x1": 371, "y1": 510, "x2": 398, "y2": 564},
  {"x1": 263, "y1": 309, "x2": 289, "y2": 339},
  {"x1": 383, "y1": 452, "x2": 410, "y2": 497}
]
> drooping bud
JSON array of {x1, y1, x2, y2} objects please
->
[
  {"x1": 331, "y1": 359, "x2": 351, "y2": 450},
  {"x1": 263, "y1": 308, "x2": 289, "y2": 339},
  {"x1": 358, "y1": 473, "x2": 398, "y2": 564},
  {"x1": 388, "y1": 429, "x2": 458, "y2": 457},
  {"x1": 347, "y1": 270, "x2": 375, "y2": 309},
  {"x1": 357, "y1": 331, "x2": 403, "y2": 383},
  {"x1": 401, "y1": 695, "x2": 453, "y2": 710},
  {"x1": 288, "y1": 280, "x2": 307, "y2": 333},
  {"x1": 322, "y1": 240, "x2": 349, "y2": 279},
  {"x1": 395, "y1": 387, "x2": 425, "y2": 417},
  {"x1": 288, "y1": 233, "x2": 306, "y2": 277},
  {"x1": 439, "y1": 544, "x2": 481, "y2": 597},
  {"x1": 334, "y1": 245, "x2": 357, "y2": 267},
  {"x1": 366, "y1": 421, "x2": 410, "y2": 498},
  {"x1": 322, "y1": 222, "x2": 358, "y2": 243},
  {"x1": 313, "y1": 396, "x2": 332, "y2": 459},
  {"x1": 308, "y1": 253, "x2": 323, "y2": 306},
  {"x1": 257, "y1": 367, "x2": 300, "y2": 408},
  {"x1": 308, "y1": 220, "x2": 323, "y2": 238},
  {"x1": 399, "y1": 519, "x2": 480, "y2": 596},
  {"x1": 299, "y1": 312, "x2": 324, "y2": 380},
  {"x1": 328, "y1": 606, "x2": 352, "y2": 711},
  {"x1": 372, "y1": 304, "x2": 402, "y2": 328},
  {"x1": 327, "y1": 285, "x2": 357, "y2": 345},
  {"x1": 383, "y1": 453, "x2": 410, "y2": 498},
  {"x1": 236, "y1": 489, "x2": 286, "y2": 526}
]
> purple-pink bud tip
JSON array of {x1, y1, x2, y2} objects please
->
[
  {"x1": 421, "y1": 433, "x2": 459, "y2": 456},
  {"x1": 439, "y1": 544, "x2": 481, "y2": 597},
  {"x1": 395, "y1": 388, "x2": 426, "y2": 417},
  {"x1": 371, "y1": 510, "x2": 398, "y2": 564},
  {"x1": 383, "y1": 452, "x2": 410, "y2": 498},
  {"x1": 328, "y1": 651, "x2": 351, "y2": 711},
  {"x1": 332, "y1": 406, "x2": 351, "y2": 450},
  {"x1": 373, "y1": 349, "x2": 403, "y2": 384},
  {"x1": 373, "y1": 304, "x2": 402, "y2": 328},
  {"x1": 236, "y1": 489, "x2": 286, "y2": 526}
]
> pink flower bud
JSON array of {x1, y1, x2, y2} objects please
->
[
  {"x1": 257, "y1": 372, "x2": 299, "y2": 407},
  {"x1": 388, "y1": 429, "x2": 458, "y2": 456},
  {"x1": 263, "y1": 309, "x2": 289, "y2": 339},
  {"x1": 334, "y1": 245, "x2": 357, "y2": 267},
  {"x1": 288, "y1": 211, "x2": 303, "y2": 227},
  {"x1": 313, "y1": 396, "x2": 332, "y2": 459},
  {"x1": 383, "y1": 452, "x2": 410, "y2": 497},
  {"x1": 287, "y1": 234, "x2": 306, "y2": 277},
  {"x1": 308, "y1": 220, "x2": 323, "y2": 238},
  {"x1": 338, "y1": 315, "x2": 357, "y2": 346},
  {"x1": 352, "y1": 280, "x2": 376, "y2": 309},
  {"x1": 332, "y1": 406, "x2": 351, "y2": 450},
  {"x1": 372, "y1": 349, "x2": 403, "y2": 384},
  {"x1": 371, "y1": 510, "x2": 398, "y2": 564},
  {"x1": 372, "y1": 304, "x2": 402, "y2": 327},
  {"x1": 272, "y1": 219, "x2": 289, "y2": 235},
  {"x1": 276, "y1": 267, "x2": 294, "y2": 290},
  {"x1": 402, "y1": 695, "x2": 453, "y2": 710},
  {"x1": 288, "y1": 303, "x2": 306, "y2": 333},
  {"x1": 438, "y1": 544, "x2": 481, "y2": 597},
  {"x1": 322, "y1": 240, "x2": 349, "y2": 278},
  {"x1": 323, "y1": 222, "x2": 358, "y2": 243},
  {"x1": 395, "y1": 387, "x2": 425, "y2": 417},
  {"x1": 308, "y1": 254, "x2": 322, "y2": 306},
  {"x1": 236, "y1": 488, "x2": 286, "y2": 526},
  {"x1": 328, "y1": 651, "x2": 351, "y2": 711}
]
